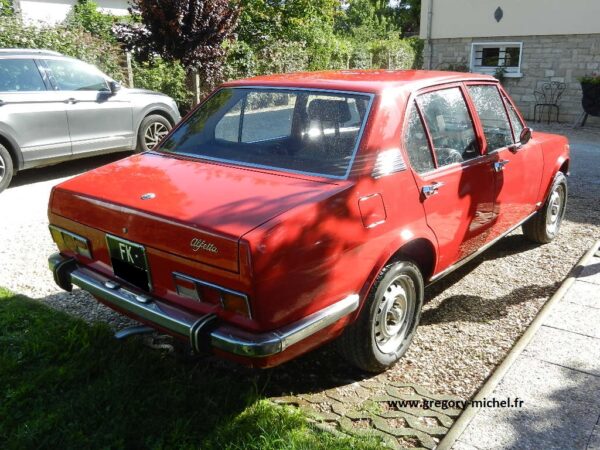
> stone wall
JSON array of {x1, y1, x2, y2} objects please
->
[{"x1": 423, "y1": 34, "x2": 600, "y2": 127}]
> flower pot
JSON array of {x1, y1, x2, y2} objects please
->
[{"x1": 581, "y1": 82, "x2": 600, "y2": 117}]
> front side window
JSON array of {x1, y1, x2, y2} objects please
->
[
  {"x1": 404, "y1": 103, "x2": 435, "y2": 174},
  {"x1": 0, "y1": 59, "x2": 45, "y2": 92},
  {"x1": 467, "y1": 85, "x2": 513, "y2": 151},
  {"x1": 45, "y1": 59, "x2": 109, "y2": 91},
  {"x1": 416, "y1": 87, "x2": 479, "y2": 167},
  {"x1": 160, "y1": 88, "x2": 372, "y2": 178},
  {"x1": 503, "y1": 95, "x2": 524, "y2": 142}
]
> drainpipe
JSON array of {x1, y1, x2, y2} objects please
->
[{"x1": 427, "y1": 0, "x2": 434, "y2": 69}]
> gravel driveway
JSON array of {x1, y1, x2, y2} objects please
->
[{"x1": 1, "y1": 124, "x2": 599, "y2": 407}]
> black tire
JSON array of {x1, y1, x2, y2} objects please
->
[
  {"x1": 522, "y1": 172, "x2": 568, "y2": 244},
  {"x1": 336, "y1": 260, "x2": 424, "y2": 373},
  {"x1": 0, "y1": 143, "x2": 14, "y2": 194},
  {"x1": 136, "y1": 114, "x2": 172, "y2": 152}
]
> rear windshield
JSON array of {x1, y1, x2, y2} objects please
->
[{"x1": 159, "y1": 88, "x2": 372, "y2": 178}]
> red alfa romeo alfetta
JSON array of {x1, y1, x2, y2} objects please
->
[{"x1": 48, "y1": 70, "x2": 569, "y2": 372}]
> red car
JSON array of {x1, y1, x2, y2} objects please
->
[{"x1": 48, "y1": 71, "x2": 569, "y2": 372}]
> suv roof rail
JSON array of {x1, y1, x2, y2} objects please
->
[{"x1": 0, "y1": 48, "x2": 63, "y2": 56}]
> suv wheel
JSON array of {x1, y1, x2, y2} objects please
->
[
  {"x1": 137, "y1": 115, "x2": 172, "y2": 152},
  {"x1": 0, "y1": 144, "x2": 14, "y2": 194},
  {"x1": 523, "y1": 172, "x2": 567, "y2": 243},
  {"x1": 336, "y1": 260, "x2": 424, "y2": 373}
]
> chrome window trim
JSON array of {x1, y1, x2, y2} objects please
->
[{"x1": 158, "y1": 86, "x2": 375, "y2": 181}]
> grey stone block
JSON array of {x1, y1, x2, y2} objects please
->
[
  {"x1": 580, "y1": 257, "x2": 600, "y2": 285},
  {"x1": 588, "y1": 423, "x2": 600, "y2": 450},
  {"x1": 460, "y1": 356, "x2": 600, "y2": 450},
  {"x1": 523, "y1": 325, "x2": 600, "y2": 375},
  {"x1": 563, "y1": 280, "x2": 600, "y2": 309},
  {"x1": 545, "y1": 301, "x2": 600, "y2": 339}
]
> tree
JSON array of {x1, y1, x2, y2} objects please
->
[
  {"x1": 394, "y1": 0, "x2": 420, "y2": 35},
  {"x1": 125, "y1": 0, "x2": 240, "y2": 84}
]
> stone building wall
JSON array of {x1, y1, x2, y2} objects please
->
[{"x1": 423, "y1": 34, "x2": 600, "y2": 127}]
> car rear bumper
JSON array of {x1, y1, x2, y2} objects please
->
[{"x1": 48, "y1": 253, "x2": 359, "y2": 358}]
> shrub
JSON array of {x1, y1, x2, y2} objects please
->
[
  {"x1": 64, "y1": 0, "x2": 117, "y2": 42},
  {"x1": 223, "y1": 39, "x2": 258, "y2": 81},
  {"x1": 579, "y1": 74, "x2": 600, "y2": 85},
  {"x1": 0, "y1": 0, "x2": 13, "y2": 17},
  {"x1": 0, "y1": 16, "x2": 125, "y2": 81},
  {"x1": 132, "y1": 57, "x2": 191, "y2": 110},
  {"x1": 371, "y1": 35, "x2": 417, "y2": 70}
]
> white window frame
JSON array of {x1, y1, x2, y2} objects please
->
[{"x1": 470, "y1": 42, "x2": 523, "y2": 78}]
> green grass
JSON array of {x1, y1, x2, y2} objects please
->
[{"x1": 0, "y1": 288, "x2": 381, "y2": 449}]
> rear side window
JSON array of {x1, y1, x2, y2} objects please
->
[
  {"x1": 417, "y1": 88, "x2": 479, "y2": 167},
  {"x1": 467, "y1": 85, "x2": 513, "y2": 151},
  {"x1": 0, "y1": 59, "x2": 46, "y2": 92},
  {"x1": 404, "y1": 104, "x2": 435, "y2": 174},
  {"x1": 45, "y1": 59, "x2": 109, "y2": 91}
]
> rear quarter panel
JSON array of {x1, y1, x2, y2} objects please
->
[{"x1": 533, "y1": 131, "x2": 570, "y2": 202}]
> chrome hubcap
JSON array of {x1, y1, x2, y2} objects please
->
[
  {"x1": 373, "y1": 275, "x2": 413, "y2": 354},
  {"x1": 0, "y1": 154, "x2": 5, "y2": 181},
  {"x1": 144, "y1": 122, "x2": 169, "y2": 149},
  {"x1": 546, "y1": 185, "x2": 564, "y2": 234}
]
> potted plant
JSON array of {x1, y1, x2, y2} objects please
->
[{"x1": 579, "y1": 73, "x2": 600, "y2": 117}]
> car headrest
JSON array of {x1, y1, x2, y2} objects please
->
[{"x1": 308, "y1": 99, "x2": 351, "y2": 123}]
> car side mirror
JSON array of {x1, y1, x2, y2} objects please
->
[
  {"x1": 108, "y1": 80, "x2": 121, "y2": 94},
  {"x1": 519, "y1": 127, "x2": 532, "y2": 145}
]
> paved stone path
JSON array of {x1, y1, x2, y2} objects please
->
[
  {"x1": 275, "y1": 382, "x2": 463, "y2": 449},
  {"x1": 452, "y1": 244, "x2": 600, "y2": 450}
]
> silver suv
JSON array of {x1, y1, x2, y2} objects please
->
[{"x1": 0, "y1": 49, "x2": 181, "y2": 192}]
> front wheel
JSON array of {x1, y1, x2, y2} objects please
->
[
  {"x1": 336, "y1": 260, "x2": 424, "y2": 373},
  {"x1": 0, "y1": 144, "x2": 14, "y2": 194},
  {"x1": 136, "y1": 115, "x2": 172, "y2": 152},
  {"x1": 522, "y1": 172, "x2": 567, "y2": 243}
]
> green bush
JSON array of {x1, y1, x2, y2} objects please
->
[
  {"x1": 224, "y1": 39, "x2": 258, "y2": 81},
  {"x1": 0, "y1": 16, "x2": 125, "y2": 81},
  {"x1": 371, "y1": 35, "x2": 417, "y2": 70},
  {"x1": 132, "y1": 57, "x2": 191, "y2": 110},
  {"x1": 0, "y1": 0, "x2": 13, "y2": 17},
  {"x1": 64, "y1": 0, "x2": 117, "y2": 42}
]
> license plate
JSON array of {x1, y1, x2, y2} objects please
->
[{"x1": 106, "y1": 234, "x2": 151, "y2": 291}]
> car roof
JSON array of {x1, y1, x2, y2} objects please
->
[
  {"x1": 223, "y1": 69, "x2": 497, "y2": 94},
  {"x1": 0, "y1": 48, "x2": 63, "y2": 57}
]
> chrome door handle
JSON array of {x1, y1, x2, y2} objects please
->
[
  {"x1": 65, "y1": 98, "x2": 78, "y2": 104},
  {"x1": 422, "y1": 181, "x2": 444, "y2": 198},
  {"x1": 493, "y1": 160, "x2": 510, "y2": 172}
]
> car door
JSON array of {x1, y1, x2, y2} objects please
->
[
  {"x1": 44, "y1": 58, "x2": 134, "y2": 155},
  {"x1": 0, "y1": 57, "x2": 71, "y2": 166},
  {"x1": 465, "y1": 83, "x2": 544, "y2": 240},
  {"x1": 404, "y1": 84, "x2": 497, "y2": 272}
]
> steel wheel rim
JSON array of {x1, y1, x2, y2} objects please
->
[
  {"x1": 0, "y1": 154, "x2": 5, "y2": 182},
  {"x1": 373, "y1": 274, "x2": 415, "y2": 354},
  {"x1": 144, "y1": 122, "x2": 169, "y2": 149},
  {"x1": 546, "y1": 184, "x2": 565, "y2": 234}
]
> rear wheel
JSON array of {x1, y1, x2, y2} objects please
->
[
  {"x1": 523, "y1": 172, "x2": 567, "y2": 243},
  {"x1": 136, "y1": 115, "x2": 172, "y2": 152},
  {"x1": 336, "y1": 260, "x2": 424, "y2": 373},
  {"x1": 0, "y1": 144, "x2": 14, "y2": 194}
]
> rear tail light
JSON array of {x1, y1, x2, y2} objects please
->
[
  {"x1": 49, "y1": 225, "x2": 92, "y2": 259},
  {"x1": 173, "y1": 272, "x2": 252, "y2": 318}
]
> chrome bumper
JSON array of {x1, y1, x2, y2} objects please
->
[{"x1": 48, "y1": 253, "x2": 359, "y2": 357}]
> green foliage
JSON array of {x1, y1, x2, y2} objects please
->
[
  {"x1": 0, "y1": 16, "x2": 125, "y2": 81},
  {"x1": 371, "y1": 34, "x2": 418, "y2": 70},
  {"x1": 65, "y1": 0, "x2": 117, "y2": 41},
  {"x1": 579, "y1": 74, "x2": 600, "y2": 85},
  {"x1": 0, "y1": 288, "x2": 383, "y2": 449},
  {"x1": 0, "y1": 0, "x2": 13, "y2": 17},
  {"x1": 132, "y1": 57, "x2": 190, "y2": 109}
]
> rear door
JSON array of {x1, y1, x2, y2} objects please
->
[
  {"x1": 465, "y1": 83, "x2": 543, "y2": 239},
  {"x1": 0, "y1": 57, "x2": 71, "y2": 166},
  {"x1": 404, "y1": 84, "x2": 497, "y2": 272},
  {"x1": 44, "y1": 58, "x2": 134, "y2": 155}
]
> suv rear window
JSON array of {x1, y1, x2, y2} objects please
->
[
  {"x1": 0, "y1": 59, "x2": 45, "y2": 92},
  {"x1": 160, "y1": 88, "x2": 372, "y2": 178}
]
